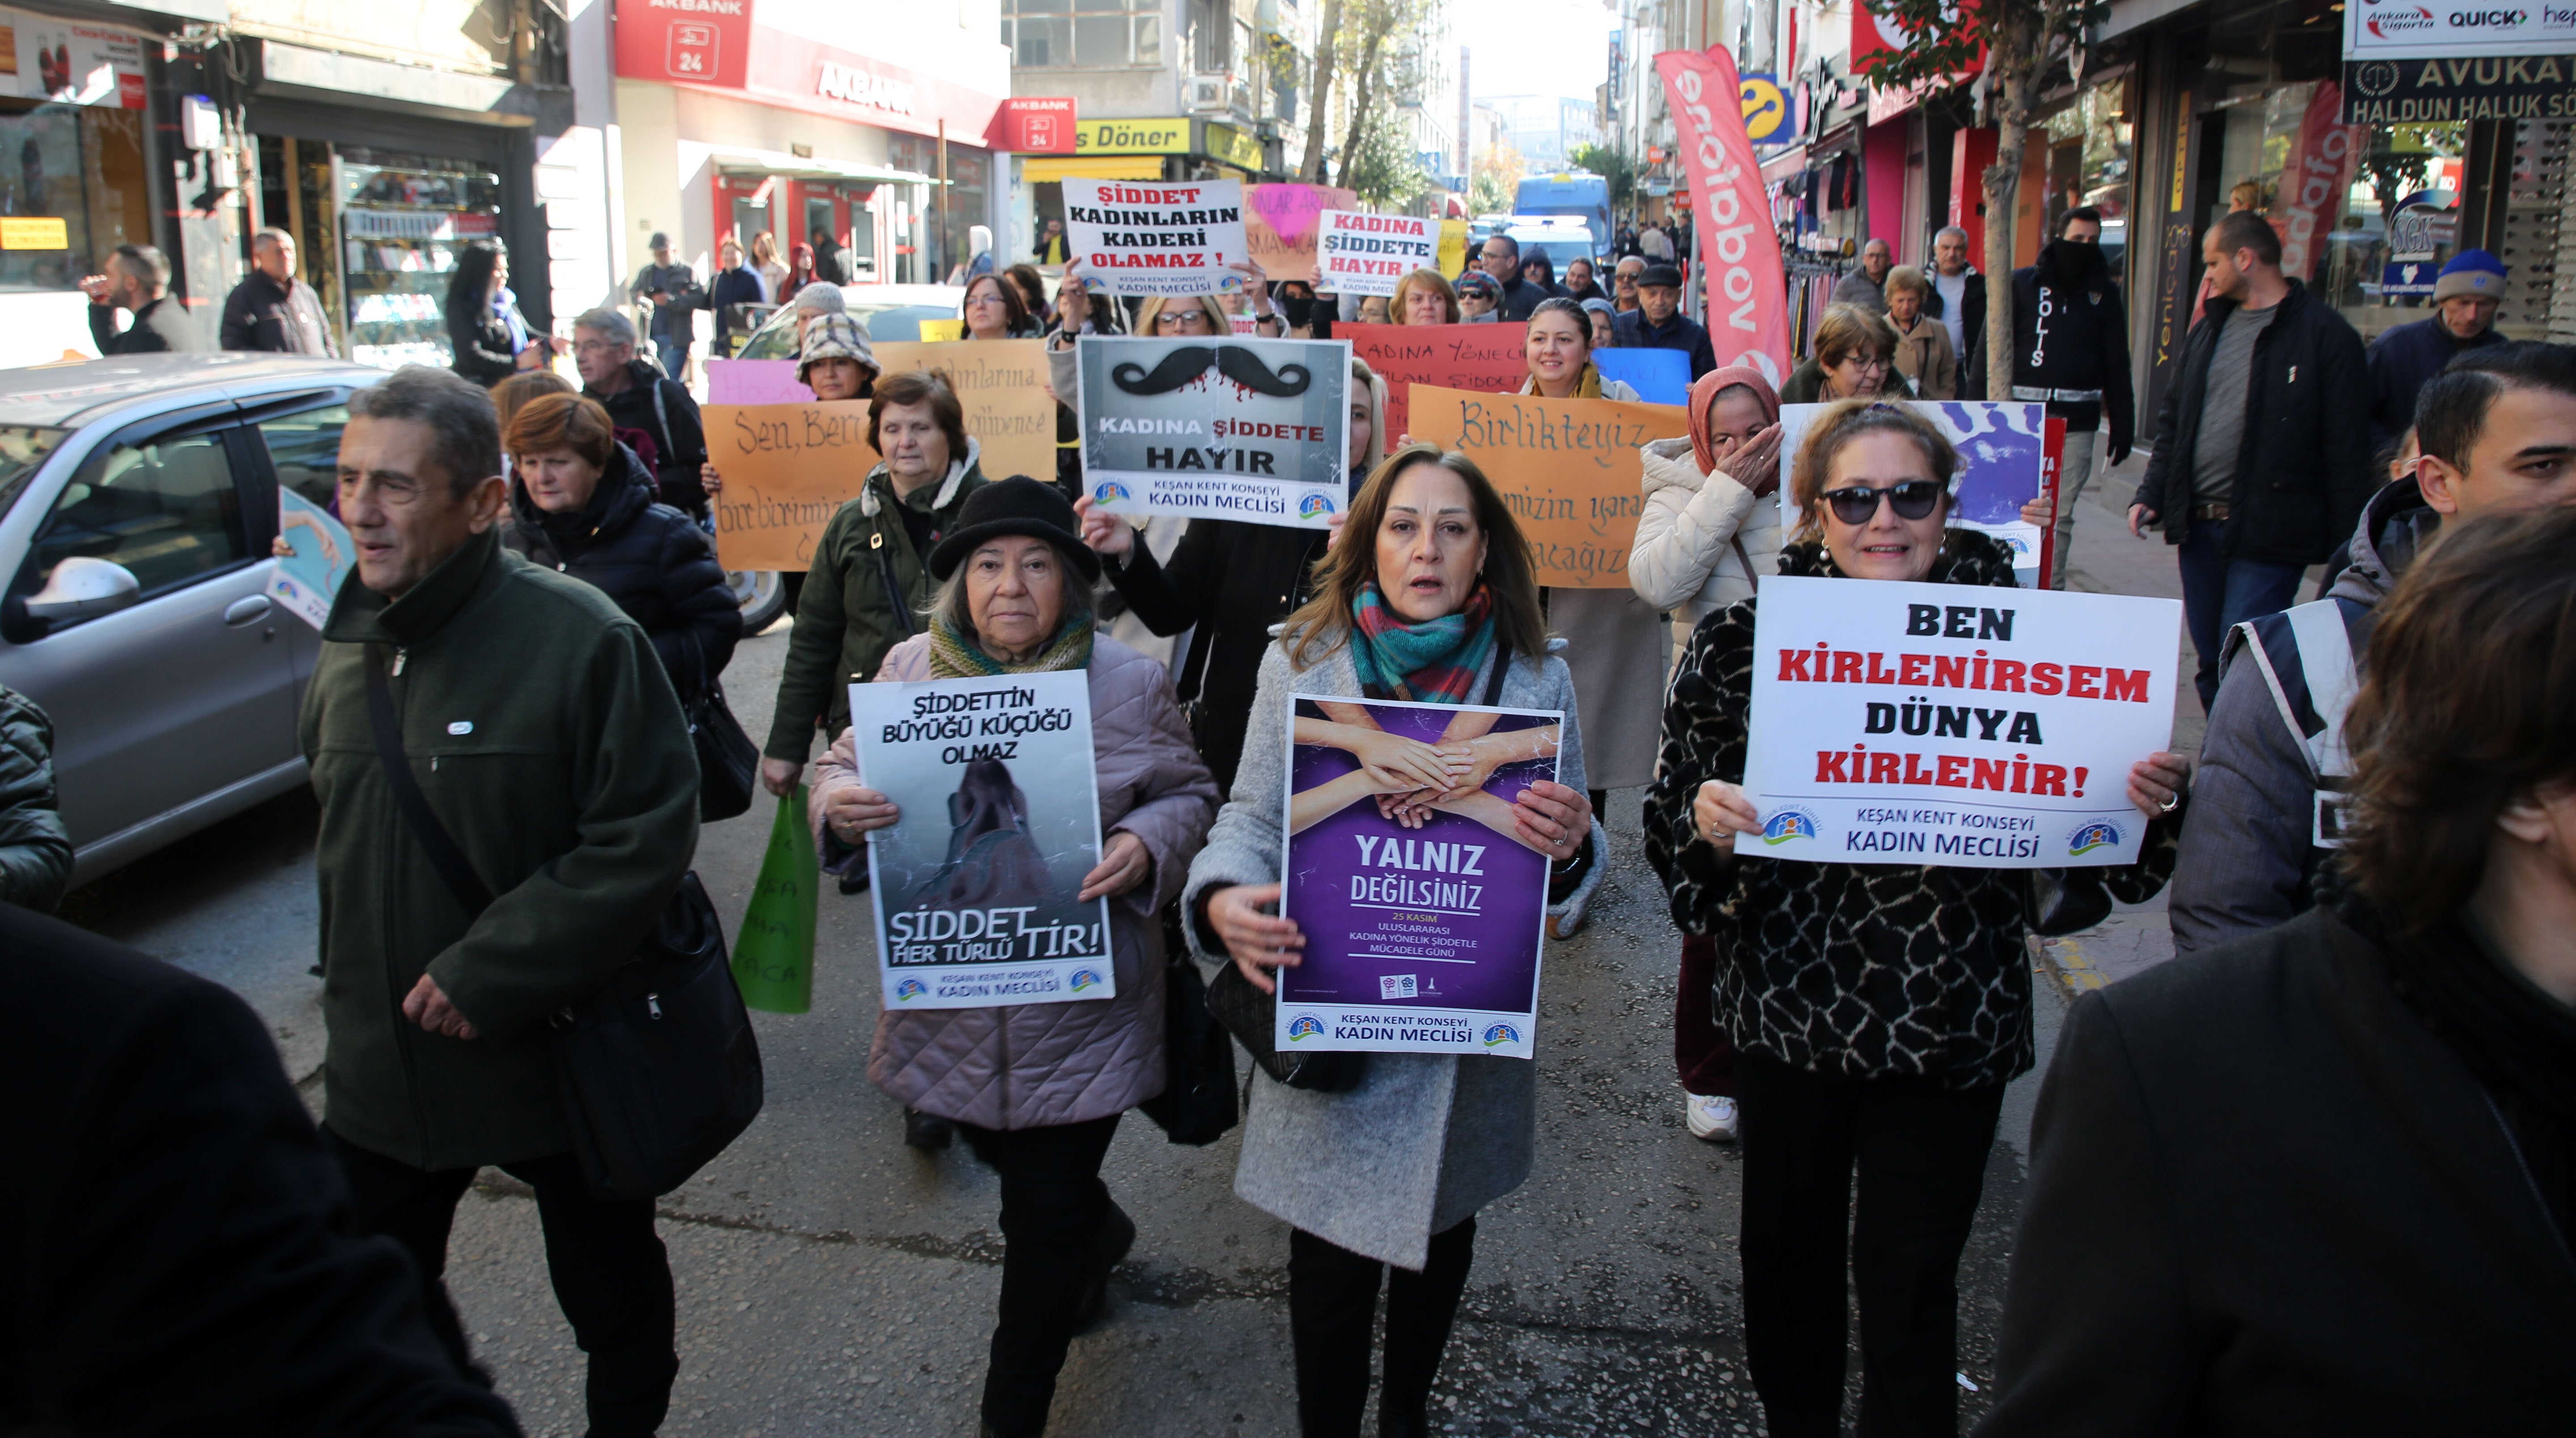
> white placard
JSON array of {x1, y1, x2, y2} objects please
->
[
  {"x1": 1061, "y1": 177, "x2": 1249, "y2": 298},
  {"x1": 1738, "y1": 576, "x2": 2181, "y2": 868},
  {"x1": 1315, "y1": 209, "x2": 1437, "y2": 296},
  {"x1": 1076, "y1": 334, "x2": 1352, "y2": 526}
]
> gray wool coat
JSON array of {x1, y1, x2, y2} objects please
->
[
  {"x1": 1183, "y1": 635, "x2": 1605, "y2": 1271},
  {"x1": 813, "y1": 631, "x2": 1219, "y2": 1130}
]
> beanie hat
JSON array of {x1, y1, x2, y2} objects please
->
[
  {"x1": 1579, "y1": 296, "x2": 1617, "y2": 322},
  {"x1": 1455, "y1": 271, "x2": 1501, "y2": 299},
  {"x1": 2433, "y1": 249, "x2": 2507, "y2": 303},
  {"x1": 798, "y1": 312, "x2": 876, "y2": 385},
  {"x1": 928, "y1": 475, "x2": 1101, "y2": 583}
]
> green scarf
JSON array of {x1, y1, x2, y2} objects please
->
[{"x1": 928, "y1": 610, "x2": 1094, "y2": 678}]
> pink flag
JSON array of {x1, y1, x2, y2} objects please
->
[
  {"x1": 1655, "y1": 46, "x2": 1792, "y2": 386},
  {"x1": 2274, "y1": 83, "x2": 2365, "y2": 283}
]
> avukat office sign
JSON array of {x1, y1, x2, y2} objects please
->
[{"x1": 2342, "y1": 0, "x2": 2576, "y2": 121}]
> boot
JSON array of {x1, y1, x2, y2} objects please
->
[
  {"x1": 1073, "y1": 1197, "x2": 1136, "y2": 1333},
  {"x1": 903, "y1": 1107, "x2": 953, "y2": 1151}
]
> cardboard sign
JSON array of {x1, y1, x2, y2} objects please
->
[
  {"x1": 1436, "y1": 220, "x2": 1471, "y2": 279},
  {"x1": 1778, "y1": 401, "x2": 2050, "y2": 587},
  {"x1": 1342, "y1": 322, "x2": 1528, "y2": 441},
  {"x1": 850, "y1": 672, "x2": 1115, "y2": 1009},
  {"x1": 1246, "y1": 184, "x2": 1358, "y2": 285},
  {"x1": 1315, "y1": 209, "x2": 1436, "y2": 296},
  {"x1": 1275, "y1": 694, "x2": 1562, "y2": 1058},
  {"x1": 1595, "y1": 347, "x2": 1690, "y2": 405},
  {"x1": 706, "y1": 341, "x2": 1056, "y2": 507},
  {"x1": 1738, "y1": 577, "x2": 2181, "y2": 867},
  {"x1": 271, "y1": 489, "x2": 350, "y2": 631},
  {"x1": 1408, "y1": 384, "x2": 1690, "y2": 588},
  {"x1": 705, "y1": 399, "x2": 878, "y2": 572},
  {"x1": 1062, "y1": 177, "x2": 1248, "y2": 297},
  {"x1": 1076, "y1": 334, "x2": 1351, "y2": 526}
]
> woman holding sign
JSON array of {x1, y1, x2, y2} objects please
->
[
  {"x1": 809, "y1": 478, "x2": 1219, "y2": 1438},
  {"x1": 1517, "y1": 297, "x2": 1660, "y2": 935},
  {"x1": 1643, "y1": 401, "x2": 2189, "y2": 1438},
  {"x1": 1185, "y1": 445, "x2": 1602, "y2": 1438}
]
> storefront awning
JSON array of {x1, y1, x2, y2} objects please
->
[
  {"x1": 1020, "y1": 156, "x2": 1167, "y2": 182},
  {"x1": 708, "y1": 148, "x2": 937, "y2": 186}
]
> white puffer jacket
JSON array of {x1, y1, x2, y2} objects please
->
[{"x1": 1628, "y1": 436, "x2": 1783, "y2": 651}]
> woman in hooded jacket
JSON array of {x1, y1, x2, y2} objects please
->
[
  {"x1": 1627, "y1": 365, "x2": 1785, "y2": 1143},
  {"x1": 500, "y1": 392, "x2": 739, "y2": 698}
]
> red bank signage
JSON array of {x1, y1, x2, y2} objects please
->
[
  {"x1": 615, "y1": 0, "x2": 1007, "y2": 140},
  {"x1": 613, "y1": 0, "x2": 754, "y2": 91},
  {"x1": 991, "y1": 97, "x2": 1077, "y2": 152}
]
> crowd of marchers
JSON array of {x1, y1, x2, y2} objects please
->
[{"x1": 0, "y1": 211, "x2": 2570, "y2": 1438}]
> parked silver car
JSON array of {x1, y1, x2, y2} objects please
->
[{"x1": 0, "y1": 352, "x2": 388, "y2": 886}]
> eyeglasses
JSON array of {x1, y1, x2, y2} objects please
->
[
  {"x1": 1820, "y1": 480, "x2": 1945, "y2": 525},
  {"x1": 1838, "y1": 355, "x2": 1891, "y2": 374}
]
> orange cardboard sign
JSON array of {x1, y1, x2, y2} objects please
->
[
  {"x1": 705, "y1": 400, "x2": 879, "y2": 571},
  {"x1": 1407, "y1": 385, "x2": 1689, "y2": 588}
]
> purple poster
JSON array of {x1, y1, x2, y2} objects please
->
[{"x1": 1273, "y1": 694, "x2": 1563, "y2": 1059}]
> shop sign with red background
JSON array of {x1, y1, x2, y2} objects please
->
[
  {"x1": 616, "y1": 0, "x2": 1006, "y2": 141},
  {"x1": 991, "y1": 97, "x2": 1076, "y2": 152}
]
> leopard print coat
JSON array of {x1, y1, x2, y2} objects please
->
[{"x1": 1643, "y1": 532, "x2": 2181, "y2": 1089}]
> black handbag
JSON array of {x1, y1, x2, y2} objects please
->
[
  {"x1": 365, "y1": 654, "x2": 764, "y2": 1201},
  {"x1": 684, "y1": 634, "x2": 758, "y2": 823},
  {"x1": 1140, "y1": 902, "x2": 1240, "y2": 1143}
]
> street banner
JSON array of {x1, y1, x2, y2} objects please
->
[
  {"x1": 1274, "y1": 694, "x2": 1563, "y2": 1058},
  {"x1": 271, "y1": 488, "x2": 350, "y2": 631},
  {"x1": 1778, "y1": 401, "x2": 2049, "y2": 587},
  {"x1": 1075, "y1": 334, "x2": 1351, "y2": 526},
  {"x1": 1316, "y1": 209, "x2": 1438, "y2": 296},
  {"x1": 1596, "y1": 347, "x2": 1690, "y2": 404},
  {"x1": 1246, "y1": 183, "x2": 1358, "y2": 285},
  {"x1": 1409, "y1": 384, "x2": 1689, "y2": 588},
  {"x1": 704, "y1": 399, "x2": 875, "y2": 571},
  {"x1": 1654, "y1": 46, "x2": 1793, "y2": 385},
  {"x1": 850, "y1": 672, "x2": 1115, "y2": 1009},
  {"x1": 2273, "y1": 83, "x2": 2365, "y2": 282},
  {"x1": 1342, "y1": 321, "x2": 1527, "y2": 441},
  {"x1": 1061, "y1": 177, "x2": 1249, "y2": 297},
  {"x1": 1738, "y1": 577, "x2": 2181, "y2": 868}
]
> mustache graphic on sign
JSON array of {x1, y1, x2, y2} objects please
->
[{"x1": 1111, "y1": 345, "x2": 1314, "y2": 398}]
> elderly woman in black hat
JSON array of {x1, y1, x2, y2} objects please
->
[{"x1": 807, "y1": 477, "x2": 1220, "y2": 1438}]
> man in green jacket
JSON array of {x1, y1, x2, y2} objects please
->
[
  {"x1": 303, "y1": 366, "x2": 700, "y2": 1437},
  {"x1": 759, "y1": 369, "x2": 988, "y2": 795}
]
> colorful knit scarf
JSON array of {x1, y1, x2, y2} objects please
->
[
  {"x1": 1347, "y1": 581, "x2": 1496, "y2": 705},
  {"x1": 928, "y1": 609, "x2": 1094, "y2": 678}
]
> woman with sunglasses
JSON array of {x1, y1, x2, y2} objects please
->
[
  {"x1": 1643, "y1": 400, "x2": 2188, "y2": 1438},
  {"x1": 1780, "y1": 304, "x2": 1915, "y2": 403}
]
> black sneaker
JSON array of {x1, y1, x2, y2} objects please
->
[
  {"x1": 1073, "y1": 1198, "x2": 1136, "y2": 1333},
  {"x1": 838, "y1": 863, "x2": 870, "y2": 896},
  {"x1": 903, "y1": 1107, "x2": 953, "y2": 1151}
]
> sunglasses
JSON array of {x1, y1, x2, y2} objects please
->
[{"x1": 1820, "y1": 480, "x2": 1945, "y2": 525}]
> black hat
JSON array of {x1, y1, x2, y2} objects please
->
[
  {"x1": 1639, "y1": 262, "x2": 1684, "y2": 289},
  {"x1": 928, "y1": 476, "x2": 1102, "y2": 584}
]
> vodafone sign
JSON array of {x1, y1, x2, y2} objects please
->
[{"x1": 1655, "y1": 47, "x2": 1792, "y2": 385}]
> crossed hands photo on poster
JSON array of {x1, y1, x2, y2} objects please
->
[{"x1": 1286, "y1": 701, "x2": 1585, "y2": 856}]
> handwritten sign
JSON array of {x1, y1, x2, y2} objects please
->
[
  {"x1": 1409, "y1": 385, "x2": 1689, "y2": 588},
  {"x1": 1739, "y1": 577, "x2": 2180, "y2": 867},
  {"x1": 1246, "y1": 183, "x2": 1358, "y2": 284},
  {"x1": 1317, "y1": 210, "x2": 1437, "y2": 296},
  {"x1": 1436, "y1": 220, "x2": 1471, "y2": 279},
  {"x1": 1076, "y1": 334, "x2": 1351, "y2": 526},
  {"x1": 1342, "y1": 322, "x2": 1527, "y2": 441},
  {"x1": 1063, "y1": 177, "x2": 1248, "y2": 297},
  {"x1": 878, "y1": 339, "x2": 1056, "y2": 484},
  {"x1": 705, "y1": 399, "x2": 878, "y2": 572}
]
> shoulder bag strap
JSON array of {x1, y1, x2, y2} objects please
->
[
  {"x1": 1480, "y1": 644, "x2": 1510, "y2": 706},
  {"x1": 650, "y1": 381, "x2": 677, "y2": 468},
  {"x1": 365, "y1": 652, "x2": 496, "y2": 916},
  {"x1": 870, "y1": 529, "x2": 915, "y2": 639}
]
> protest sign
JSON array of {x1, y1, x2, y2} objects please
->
[
  {"x1": 704, "y1": 399, "x2": 875, "y2": 571},
  {"x1": 1595, "y1": 347, "x2": 1690, "y2": 405},
  {"x1": 1341, "y1": 322, "x2": 1527, "y2": 440},
  {"x1": 1738, "y1": 576, "x2": 2180, "y2": 868},
  {"x1": 1246, "y1": 183, "x2": 1356, "y2": 284},
  {"x1": 1778, "y1": 401, "x2": 2049, "y2": 586},
  {"x1": 1062, "y1": 177, "x2": 1248, "y2": 297},
  {"x1": 1316, "y1": 209, "x2": 1438, "y2": 296},
  {"x1": 1275, "y1": 695, "x2": 1562, "y2": 1058},
  {"x1": 1076, "y1": 334, "x2": 1350, "y2": 526},
  {"x1": 1408, "y1": 384, "x2": 1690, "y2": 588},
  {"x1": 1436, "y1": 220, "x2": 1471, "y2": 278},
  {"x1": 271, "y1": 488, "x2": 350, "y2": 631},
  {"x1": 706, "y1": 358, "x2": 810, "y2": 405},
  {"x1": 851, "y1": 672, "x2": 1114, "y2": 1009},
  {"x1": 917, "y1": 318, "x2": 965, "y2": 342},
  {"x1": 878, "y1": 339, "x2": 1056, "y2": 484}
]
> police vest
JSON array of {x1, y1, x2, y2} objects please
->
[{"x1": 2229, "y1": 597, "x2": 2367, "y2": 849}]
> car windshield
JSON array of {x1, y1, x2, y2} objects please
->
[
  {"x1": 0, "y1": 425, "x2": 68, "y2": 518},
  {"x1": 737, "y1": 303, "x2": 960, "y2": 360}
]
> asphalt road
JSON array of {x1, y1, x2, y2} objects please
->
[{"x1": 62, "y1": 611, "x2": 2082, "y2": 1438}]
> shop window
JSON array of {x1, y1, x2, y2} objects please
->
[
  {"x1": 0, "y1": 99, "x2": 148, "y2": 293},
  {"x1": 333, "y1": 147, "x2": 505, "y2": 370}
]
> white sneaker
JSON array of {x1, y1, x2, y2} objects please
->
[{"x1": 1686, "y1": 1093, "x2": 1739, "y2": 1142}]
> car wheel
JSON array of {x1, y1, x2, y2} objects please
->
[{"x1": 729, "y1": 569, "x2": 789, "y2": 633}]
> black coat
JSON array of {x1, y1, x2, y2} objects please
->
[
  {"x1": 587, "y1": 359, "x2": 711, "y2": 513},
  {"x1": 1611, "y1": 308, "x2": 1719, "y2": 380},
  {"x1": 709, "y1": 264, "x2": 766, "y2": 342},
  {"x1": 1976, "y1": 905, "x2": 2576, "y2": 1435},
  {"x1": 502, "y1": 444, "x2": 738, "y2": 698},
  {"x1": 2006, "y1": 250, "x2": 2136, "y2": 460},
  {"x1": 1100, "y1": 518, "x2": 1328, "y2": 791},
  {"x1": 446, "y1": 303, "x2": 517, "y2": 386},
  {"x1": 0, "y1": 901, "x2": 523, "y2": 1435},
  {"x1": 88, "y1": 296, "x2": 206, "y2": 355},
  {"x1": 2130, "y1": 280, "x2": 2373, "y2": 567},
  {"x1": 220, "y1": 271, "x2": 336, "y2": 355}
]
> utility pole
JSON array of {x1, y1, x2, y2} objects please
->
[{"x1": 1457, "y1": 47, "x2": 1471, "y2": 186}]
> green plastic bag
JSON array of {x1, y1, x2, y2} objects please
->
[{"x1": 732, "y1": 789, "x2": 819, "y2": 1014}]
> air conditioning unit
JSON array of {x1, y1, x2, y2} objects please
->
[{"x1": 1184, "y1": 74, "x2": 1229, "y2": 113}]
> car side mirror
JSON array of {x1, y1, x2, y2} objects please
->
[{"x1": 26, "y1": 556, "x2": 141, "y2": 623}]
